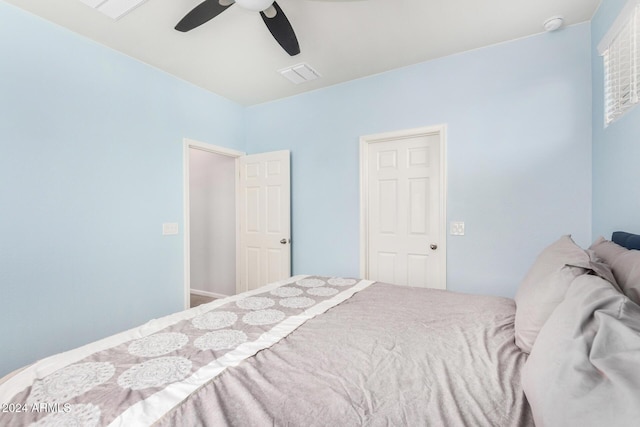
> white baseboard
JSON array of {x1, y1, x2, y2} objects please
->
[{"x1": 190, "y1": 289, "x2": 230, "y2": 299}]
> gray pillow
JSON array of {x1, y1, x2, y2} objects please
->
[
  {"x1": 611, "y1": 250, "x2": 640, "y2": 305},
  {"x1": 589, "y1": 236, "x2": 628, "y2": 265},
  {"x1": 586, "y1": 250, "x2": 622, "y2": 292},
  {"x1": 514, "y1": 235, "x2": 590, "y2": 353},
  {"x1": 522, "y1": 274, "x2": 640, "y2": 427},
  {"x1": 589, "y1": 236, "x2": 640, "y2": 304}
]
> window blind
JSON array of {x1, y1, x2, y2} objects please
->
[{"x1": 600, "y1": 1, "x2": 640, "y2": 125}]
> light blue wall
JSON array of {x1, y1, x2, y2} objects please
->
[
  {"x1": 591, "y1": 0, "x2": 640, "y2": 238},
  {"x1": 246, "y1": 23, "x2": 593, "y2": 298},
  {"x1": 0, "y1": 3, "x2": 244, "y2": 376}
]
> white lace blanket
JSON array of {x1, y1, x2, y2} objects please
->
[{"x1": 0, "y1": 275, "x2": 373, "y2": 426}]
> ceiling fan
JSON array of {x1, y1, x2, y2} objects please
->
[{"x1": 175, "y1": 0, "x2": 358, "y2": 57}]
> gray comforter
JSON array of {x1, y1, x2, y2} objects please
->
[{"x1": 158, "y1": 282, "x2": 533, "y2": 426}]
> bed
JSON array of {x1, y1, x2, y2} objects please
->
[{"x1": 1, "y1": 232, "x2": 638, "y2": 426}]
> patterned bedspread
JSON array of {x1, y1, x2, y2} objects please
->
[
  {"x1": 0, "y1": 276, "x2": 533, "y2": 426},
  {"x1": 0, "y1": 276, "x2": 372, "y2": 426}
]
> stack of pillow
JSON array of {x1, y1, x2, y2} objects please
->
[{"x1": 514, "y1": 235, "x2": 640, "y2": 427}]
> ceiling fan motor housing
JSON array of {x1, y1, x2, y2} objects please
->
[{"x1": 234, "y1": 0, "x2": 274, "y2": 12}]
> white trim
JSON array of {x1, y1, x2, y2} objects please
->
[
  {"x1": 598, "y1": 0, "x2": 640, "y2": 55},
  {"x1": 235, "y1": 156, "x2": 241, "y2": 295},
  {"x1": 182, "y1": 138, "x2": 245, "y2": 310},
  {"x1": 189, "y1": 288, "x2": 229, "y2": 300},
  {"x1": 184, "y1": 138, "x2": 246, "y2": 157},
  {"x1": 359, "y1": 124, "x2": 448, "y2": 289}
]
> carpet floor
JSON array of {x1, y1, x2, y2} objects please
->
[{"x1": 190, "y1": 294, "x2": 215, "y2": 308}]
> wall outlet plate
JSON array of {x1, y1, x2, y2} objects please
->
[
  {"x1": 162, "y1": 223, "x2": 179, "y2": 235},
  {"x1": 450, "y1": 221, "x2": 465, "y2": 236}
]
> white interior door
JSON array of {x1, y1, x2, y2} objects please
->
[
  {"x1": 238, "y1": 150, "x2": 291, "y2": 292},
  {"x1": 361, "y1": 126, "x2": 446, "y2": 289}
]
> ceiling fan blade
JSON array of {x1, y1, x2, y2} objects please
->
[
  {"x1": 260, "y1": 2, "x2": 300, "y2": 56},
  {"x1": 175, "y1": 0, "x2": 232, "y2": 32}
]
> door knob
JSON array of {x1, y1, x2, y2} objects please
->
[
  {"x1": 280, "y1": 239, "x2": 289, "y2": 245},
  {"x1": 430, "y1": 244, "x2": 438, "y2": 250}
]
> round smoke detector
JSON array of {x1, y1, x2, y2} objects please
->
[{"x1": 543, "y1": 16, "x2": 564, "y2": 32}]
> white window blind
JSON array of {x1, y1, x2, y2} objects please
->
[{"x1": 599, "y1": 0, "x2": 640, "y2": 125}]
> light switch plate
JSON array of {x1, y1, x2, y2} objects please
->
[
  {"x1": 162, "y1": 223, "x2": 179, "y2": 236},
  {"x1": 450, "y1": 221, "x2": 465, "y2": 236}
]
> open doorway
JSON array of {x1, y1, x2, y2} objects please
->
[{"x1": 183, "y1": 139, "x2": 245, "y2": 309}]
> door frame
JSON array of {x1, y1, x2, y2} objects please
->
[
  {"x1": 359, "y1": 124, "x2": 448, "y2": 288},
  {"x1": 182, "y1": 138, "x2": 245, "y2": 310}
]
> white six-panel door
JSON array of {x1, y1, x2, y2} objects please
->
[
  {"x1": 238, "y1": 150, "x2": 291, "y2": 292},
  {"x1": 361, "y1": 126, "x2": 445, "y2": 289}
]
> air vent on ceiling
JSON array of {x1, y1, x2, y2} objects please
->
[
  {"x1": 279, "y1": 63, "x2": 321, "y2": 85},
  {"x1": 80, "y1": 0, "x2": 149, "y2": 20}
]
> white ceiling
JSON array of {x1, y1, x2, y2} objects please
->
[{"x1": 4, "y1": 0, "x2": 601, "y2": 106}]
